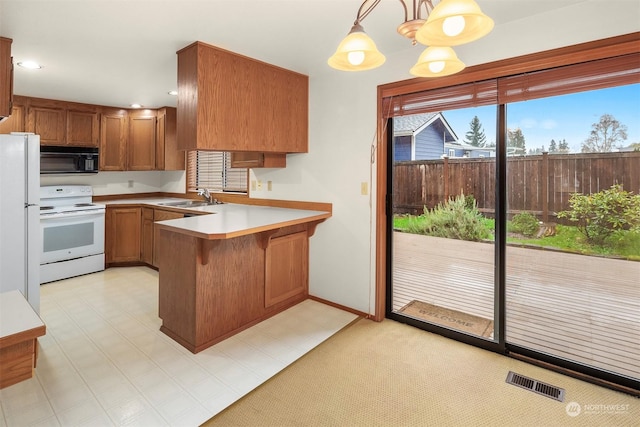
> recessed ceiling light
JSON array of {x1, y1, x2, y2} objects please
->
[
  {"x1": 168, "y1": 90, "x2": 178, "y2": 96},
  {"x1": 130, "y1": 103, "x2": 142, "y2": 108},
  {"x1": 17, "y1": 60, "x2": 43, "y2": 70}
]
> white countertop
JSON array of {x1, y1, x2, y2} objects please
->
[
  {"x1": 102, "y1": 198, "x2": 331, "y2": 240},
  {"x1": 0, "y1": 291, "x2": 45, "y2": 339},
  {"x1": 155, "y1": 203, "x2": 330, "y2": 240}
]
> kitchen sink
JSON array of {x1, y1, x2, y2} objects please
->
[{"x1": 158, "y1": 200, "x2": 218, "y2": 208}]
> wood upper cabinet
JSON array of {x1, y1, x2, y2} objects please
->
[
  {"x1": 105, "y1": 207, "x2": 141, "y2": 264},
  {"x1": 0, "y1": 37, "x2": 13, "y2": 120},
  {"x1": 177, "y1": 41, "x2": 308, "y2": 153},
  {"x1": 156, "y1": 107, "x2": 184, "y2": 170},
  {"x1": 128, "y1": 110, "x2": 157, "y2": 170},
  {"x1": 230, "y1": 152, "x2": 286, "y2": 168},
  {"x1": 100, "y1": 109, "x2": 128, "y2": 171},
  {"x1": 26, "y1": 97, "x2": 99, "y2": 147},
  {"x1": 0, "y1": 103, "x2": 24, "y2": 134},
  {"x1": 28, "y1": 104, "x2": 66, "y2": 145},
  {"x1": 67, "y1": 109, "x2": 99, "y2": 147}
]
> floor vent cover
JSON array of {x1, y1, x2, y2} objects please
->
[{"x1": 506, "y1": 371, "x2": 565, "y2": 402}]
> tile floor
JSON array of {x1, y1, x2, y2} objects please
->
[{"x1": 0, "y1": 267, "x2": 358, "y2": 426}]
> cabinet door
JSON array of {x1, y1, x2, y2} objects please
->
[
  {"x1": 0, "y1": 104, "x2": 24, "y2": 134},
  {"x1": 107, "y1": 207, "x2": 141, "y2": 263},
  {"x1": 177, "y1": 42, "x2": 308, "y2": 153},
  {"x1": 28, "y1": 106, "x2": 66, "y2": 145},
  {"x1": 141, "y1": 208, "x2": 154, "y2": 265},
  {"x1": 157, "y1": 107, "x2": 183, "y2": 170},
  {"x1": 264, "y1": 231, "x2": 308, "y2": 307},
  {"x1": 230, "y1": 152, "x2": 286, "y2": 168},
  {"x1": 67, "y1": 110, "x2": 99, "y2": 147},
  {"x1": 0, "y1": 37, "x2": 13, "y2": 118},
  {"x1": 100, "y1": 110, "x2": 127, "y2": 171},
  {"x1": 129, "y1": 113, "x2": 156, "y2": 170}
]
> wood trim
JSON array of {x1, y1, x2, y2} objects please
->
[
  {"x1": 375, "y1": 32, "x2": 640, "y2": 322},
  {"x1": 380, "y1": 32, "x2": 640, "y2": 99}
]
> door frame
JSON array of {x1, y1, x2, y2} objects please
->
[{"x1": 374, "y1": 32, "x2": 640, "y2": 393}]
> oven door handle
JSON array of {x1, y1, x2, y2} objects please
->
[{"x1": 41, "y1": 211, "x2": 106, "y2": 220}]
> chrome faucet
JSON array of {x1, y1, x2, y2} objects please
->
[{"x1": 197, "y1": 188, "x2": 212, "y2": 203}]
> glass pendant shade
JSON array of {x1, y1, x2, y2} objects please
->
[
  {"x1": 415, "y1": 0, "x2": 494, "y2": 46},
  {"x1": 410, "y1": 46, "x2": 465, "y2": 77},
  {"x1": 328, "y1": 24, "x2": 386, "y2": 71}
]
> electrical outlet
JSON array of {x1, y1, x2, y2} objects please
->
[
  {"x1": 251, "y1": 180, "x2": 257, "y2": 191},
  {"x1": 361, "y1": 182, "x2": 368, "y2": 195},
  {"x1": 267, "y1": 181, "x2": 272, "y2": 191}
]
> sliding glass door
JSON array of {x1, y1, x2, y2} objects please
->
[
  {"x1": 383, "y1": 48, "x2": 640, "y2": 389},
  {"x1": 505, "y1": 85, "x2": 640, "y2": 380},
  {"x1": 390, "y1": 106, "x2": 498, "y2": 342}
]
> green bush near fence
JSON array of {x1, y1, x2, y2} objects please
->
[
  {"x1": 394, "y1": 191, "x2": 640, "y2": 260},
  {"x1": 399, "y1": 194, "x2": 491, "y2": 242},
  {"x1": 508, "y1": 213, "x2": 540, "y2": 237},
  {"x1": 557, "y1": 184, "x2": 640, "y2": 246}
]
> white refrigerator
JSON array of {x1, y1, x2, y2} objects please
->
[{"x1": 0, "y1": 133, "x2": 41, "y2": 313}]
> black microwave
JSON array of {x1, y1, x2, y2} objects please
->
[{"x1": 40, "y1": 146, "x2": 99, "y2": 174}]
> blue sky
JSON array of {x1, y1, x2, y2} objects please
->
[{"x1": 442, "y1": 83, "x2": 640, "y2": 153}]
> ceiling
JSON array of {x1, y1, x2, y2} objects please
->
[{"x1": 1, "y1": 0, "x2": 588, "y2": 109}]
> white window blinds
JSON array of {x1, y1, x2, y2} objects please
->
[{"x1": 186, "y1": 151, "x2": 248, "y2": 193}]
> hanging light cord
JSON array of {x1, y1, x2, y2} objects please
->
[{"x1": 355, "y1": 0, "x2": 435, "y2": 26}]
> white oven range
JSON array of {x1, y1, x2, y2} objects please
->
[{"x1": 40, "y1": 185, "x2": 105, "y2": 284}]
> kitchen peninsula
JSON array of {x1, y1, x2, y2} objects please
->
[{"x1": 154, "y1": 203, "x2": 330, "y2": 353}]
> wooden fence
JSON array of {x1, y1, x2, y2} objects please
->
[{"x1": 393, "y1": 152, "x2": 640, "y2": 220}]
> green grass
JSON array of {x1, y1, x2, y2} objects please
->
[{"x1": 393, "y1": 215, "x2": 640, "y2": 261}]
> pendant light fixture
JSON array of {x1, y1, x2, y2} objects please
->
[{"x1": 328, "y1": 0, "x2": 493, "y2": 78}]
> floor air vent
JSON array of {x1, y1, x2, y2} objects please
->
[{"x1": 506, "y1": 371, "x2": 565, "y2": 402}]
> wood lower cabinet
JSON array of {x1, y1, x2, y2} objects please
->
[
  {"x1": 265, "y1": 231, "x2": 308, "y2": 307},
  {"x1": 106, "y1": 207, "x2": 141, "y2": 264},
  {"x1": 140, "y1": 208, "x2": 154, "y2": 265},
  {"x1": 157, "y1": 224, "x2": 313, "y2": 353}
]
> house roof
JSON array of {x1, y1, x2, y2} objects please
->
[
  {"x1": 393, "y1": 112, "x2": 459, "y2": 143},
  {"x1": 393, "y1": 113, "x2": 439, "y2": 134}
]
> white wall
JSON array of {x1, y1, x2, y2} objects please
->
[
  {"x1": 40, "y1": 171, "x2": 186, "y2": 196},
  {"x1": 251, "y1": 1, "x2": 640, "y2": 315}
]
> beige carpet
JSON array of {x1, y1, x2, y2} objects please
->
[
  {"x1": 398, "y1": 300, "x2": 494, "y2": 337},
  {"x1": 203, "y1": 318, "x2": 638, "y2": 427}
]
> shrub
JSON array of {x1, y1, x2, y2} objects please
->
[
  {"x1": 415, "y1": 194, "x2": 491, "y2": 242},
  {"x1": 557, "y1": 184, "x2": 640, "y2": 245},
  {"x1": 509, "y1": 213, "x2": 540, "y2": 237}
]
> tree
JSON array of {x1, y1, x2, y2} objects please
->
[
  {"x1": 581, "y1": 114, "x2": 628, "y2": 153},
  {"x1": 464, "y1": 116, "x2": 487, "y2": 147},
  {"x1": 507, "y1": 128, "x2": 526, "y2": 155},
  {"x1": 549, "y1": 139, "x2": 557, "y2": 153},
  {"x1": 558, "y1": 139, "x2": 570, "y2": 153}
]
